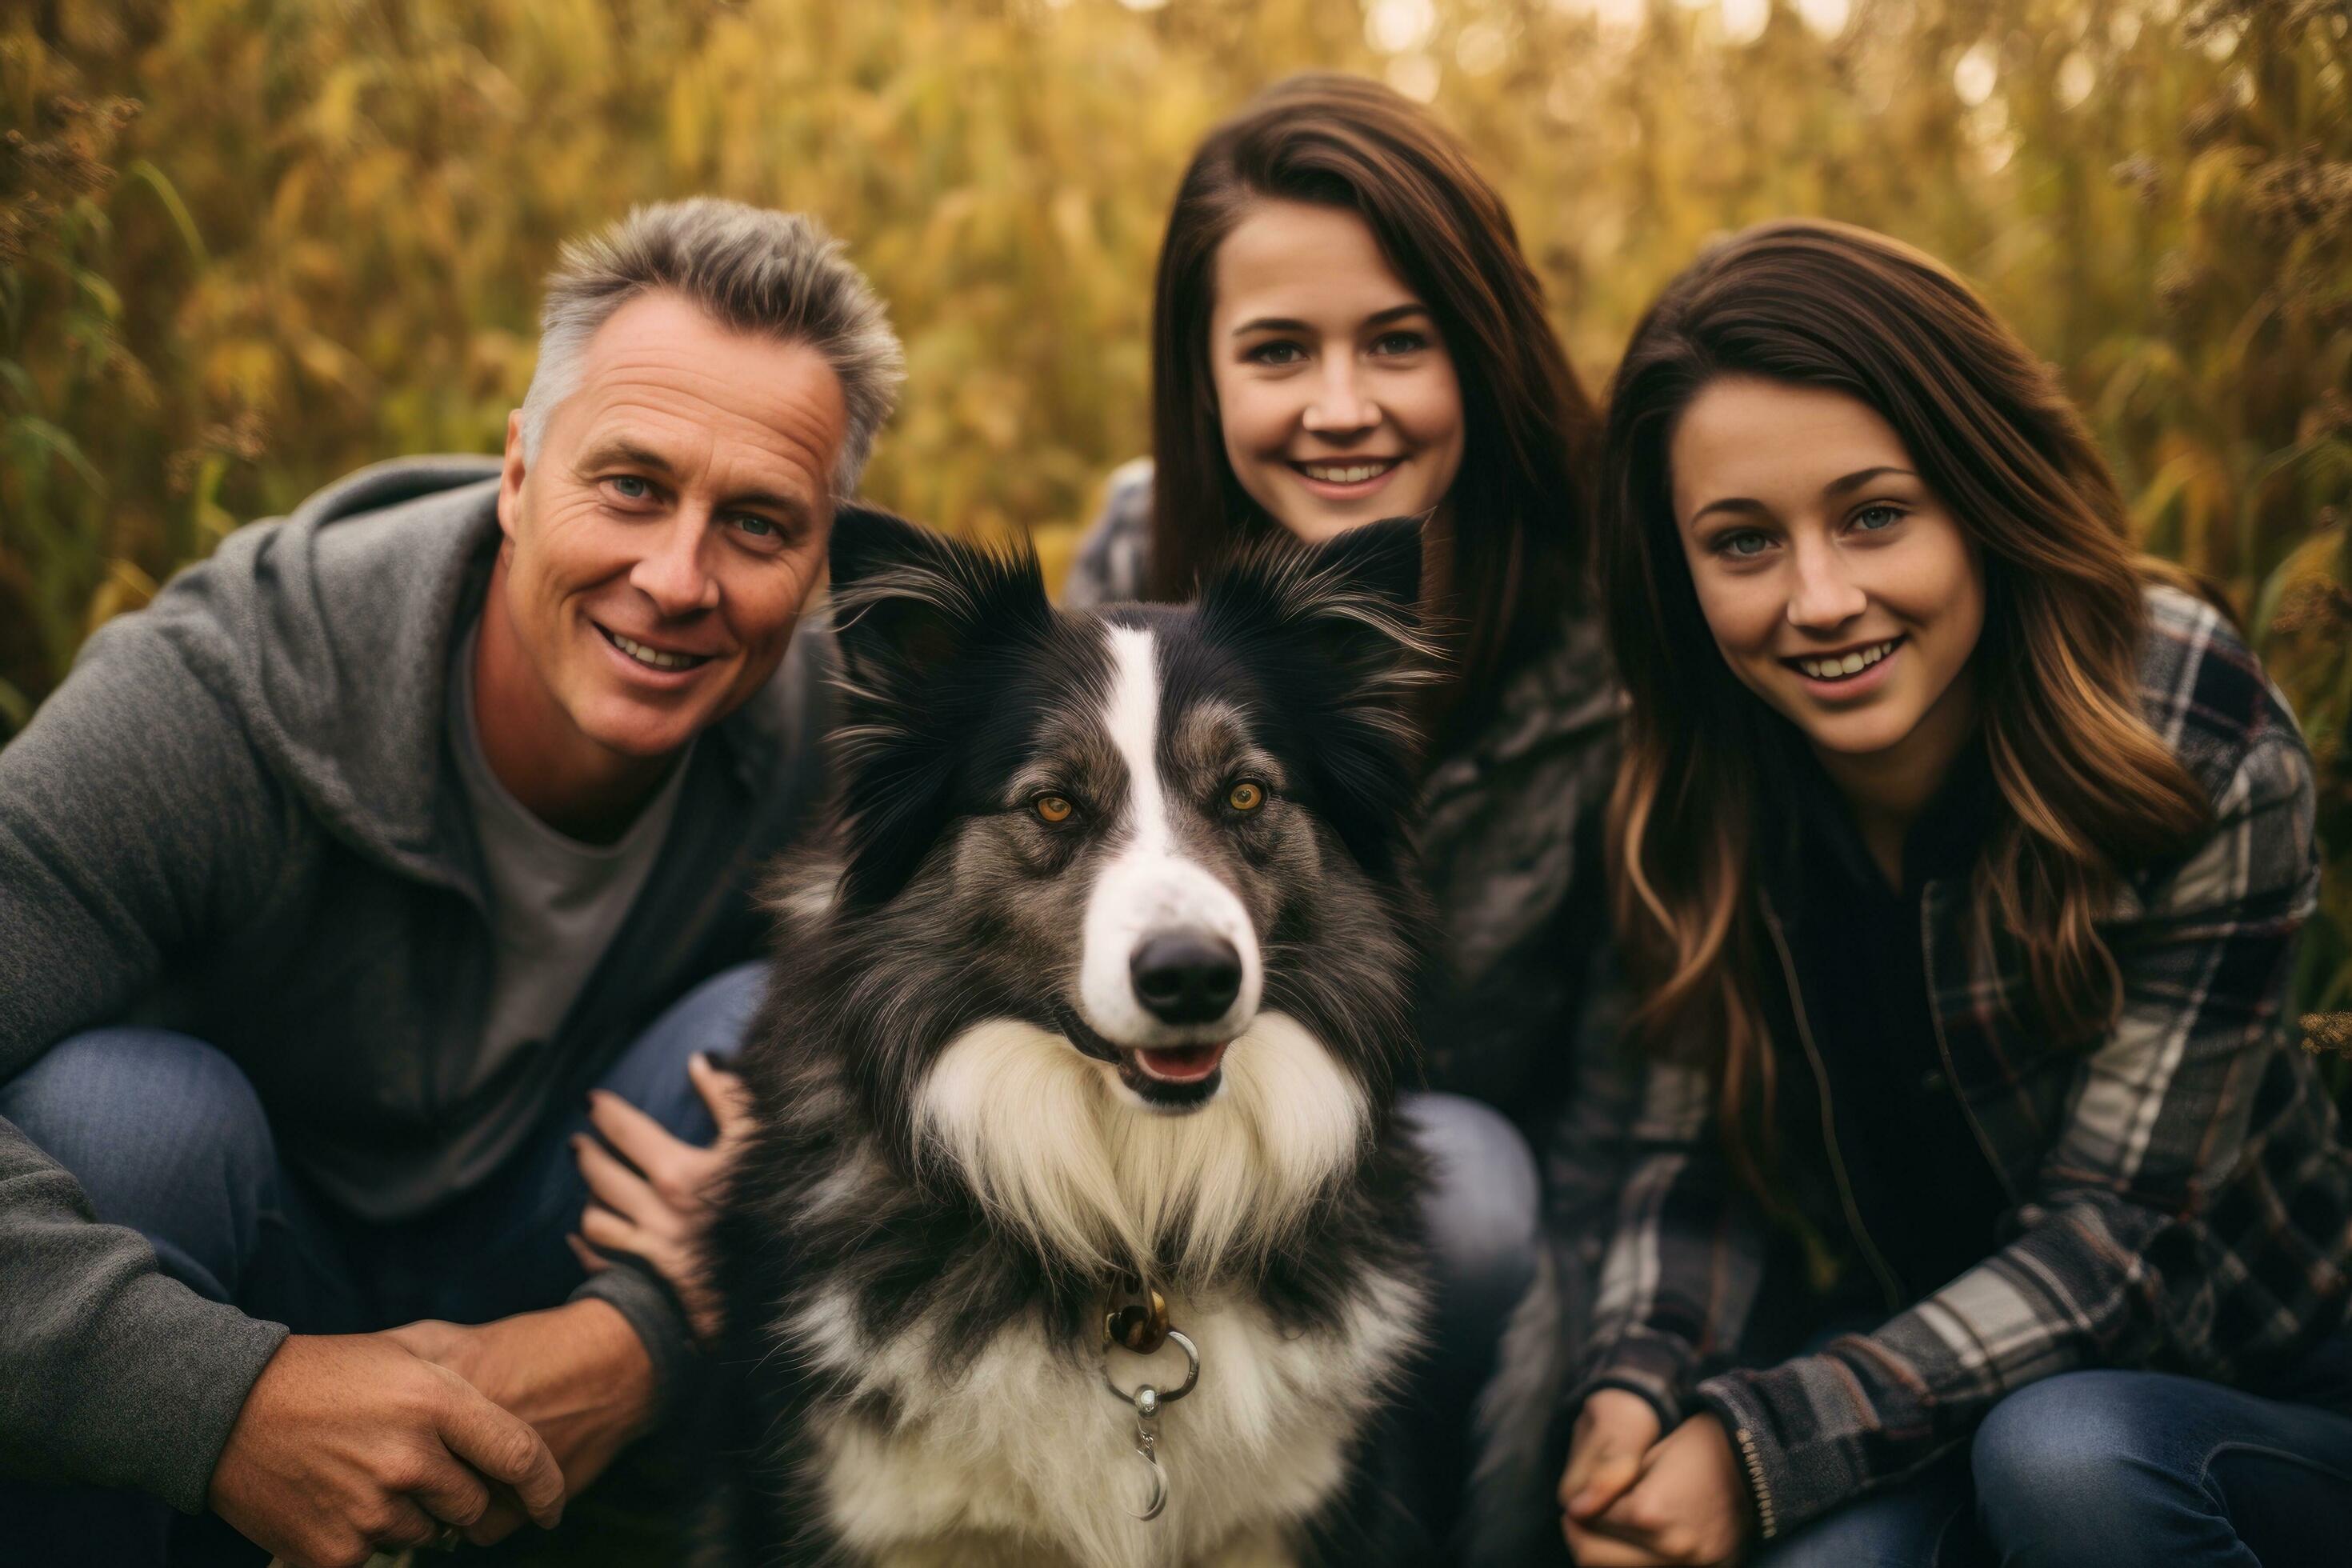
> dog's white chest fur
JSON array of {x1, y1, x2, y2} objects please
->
[
  {"x1": 777, "y1": 1013, "x2": 1423, "y2": 1566},
  {"x1": 796, "y1": 1271, "x2": 1423, "y2": 1568}
]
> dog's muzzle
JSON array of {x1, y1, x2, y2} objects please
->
[{"x1": 1130, "y1": 931, "x2": 1242, "y2": 1026}]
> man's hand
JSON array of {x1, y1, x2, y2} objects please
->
[
  {"x1": 1560, "y1": 1386, "x2": 1664, "y2": 1543},
  {"x1": 387, "y1": 1298, "x2": 657, "y2": 1544},
  {"x1": 206, "y1": 1332, "x2": 564, "y2": 1568},
  {"x1": 568, "y1": 1052, "x2": 753, "y2": 1341},
  {"x1": 1569, "y1": 1411, "x2": 1755, "y2": 1567}
]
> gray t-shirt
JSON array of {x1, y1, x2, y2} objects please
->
[{"x1": 434, "y1": 616, "x2": 692, "y2": 1202}]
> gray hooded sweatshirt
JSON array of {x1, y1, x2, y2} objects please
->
[{"x1": 0, "y1": 456, "x2": 833, "y2": 1512}]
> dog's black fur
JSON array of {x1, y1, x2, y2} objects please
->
[{"x1": 699, "y1": 508, "x2": 1438, "y2": 1567}]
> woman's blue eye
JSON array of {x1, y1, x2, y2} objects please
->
[
  {"x1": 1247, "y1": 342, "x2": 1306, "y2": 366},
  {"x1": 1370, "y1": 330, "x2": 1426, "y2": 355},
  {"x1": 1854, "y1": 504, "x2": 1905, "y2": 532},
  {"x1": 1721, "y1": 531, "x2": 1770, "y2": 558}
]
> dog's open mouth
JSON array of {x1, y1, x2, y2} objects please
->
[
  {"x1": 1055, "y1": 1005, "x2": 1231, "y2": 1110},
  {"x1": 1134, "y1": 1041, "x2": 1228, "y2": 1083}
]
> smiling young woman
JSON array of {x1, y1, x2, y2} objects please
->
[
  {"x1": 1062, "y1": 73, "x2": 1622, "y2": 1555},
  {"x1": 1561, "y1": 219, "x2": 2352, "y2": 1568}
]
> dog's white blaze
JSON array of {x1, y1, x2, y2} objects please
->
[
  {"x1": 914, "y1": 1012, "x2": 1366, "y2": 1277},
  {"x1": 1078, "y1": 625, "x2": 1263, "y2": 1046},
  {"x1": 792, "y1": 1265, "x2": 1425, "y2": 1567}
]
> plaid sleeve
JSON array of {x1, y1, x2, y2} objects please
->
[
  {"x1": 1569, "y1": 1050, "x2": 1771, "y2": 1434},
  {"x1": 1694, "y1": 725, "x2": 2326, "y2": 1538}
]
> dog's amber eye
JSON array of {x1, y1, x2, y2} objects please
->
[
  {"x1": 1226, "y1": 780, "x2": 1266, "y2": 814},
  {"x1": 1033, "y1": 794, "x2": 1074, "y2": 824}
]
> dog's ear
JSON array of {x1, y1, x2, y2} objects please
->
[
  {"x1": 1198, "y1": 514, "x2": 1436, "y2": 701},
  {"x1": 828, "y1": 502, "x2": 1050, "y2": 696},
  {"x1": 1196, "y1": 516, "x2": 1439, "y2": 878},
  {"x1": 824, "y1": 503, "x2": 1053, "y2": 907},
  {"x1": 1204, "y1": 522, "x2": 1439, "y2": 879},
  {"x1": 1306, "y1": 514, "x2": 1424, "y2": 621}
]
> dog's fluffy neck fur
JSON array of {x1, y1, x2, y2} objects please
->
[
  {"x1": 728, "y1": 994, "x2": 1428, "y2": 1568},
  {"x1": 735, "y1": 912, "x2": 1419, "y2": 1347},
  {"x1": 913, "y1": 1013, "x2": 1370, "y2": 1284}
]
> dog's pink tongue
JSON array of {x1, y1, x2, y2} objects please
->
[{"x1": 1137, "y1": 1041, "x2": 1229, "y2": 1082}]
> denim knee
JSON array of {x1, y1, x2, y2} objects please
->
[
  {"x1": 595, "y1": 961, "x2": 770, "y2": 1145},
  {"x1": 0, "y1": 1028, "x2": 276, "y2": 1303},
  {"x1": 1972, "y1": 1373, "x2": 2175, "y2": 1562},
  {"x1": 1404, "y1": 1091, "x2": 1541, "y2": 1329}
]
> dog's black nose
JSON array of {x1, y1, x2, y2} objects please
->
[{"x1": 1130, "y1": 932, "x2": 1242, "y2": 1025}]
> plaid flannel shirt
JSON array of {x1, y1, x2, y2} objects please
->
[{"x1": 1574, "y1": 585, "x2": 2350, "y2": 1539}]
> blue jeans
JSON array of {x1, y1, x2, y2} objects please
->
[
  {"x1": 1754, "y1": 1333, "x2": 2352, "y2": 1567},
  {"x1": 0, "y1": 961, "x2": 766, "y2": 1567},
  {"x1": 1400, "y1": 1092, "x2": 1542, "y2": 1551}
]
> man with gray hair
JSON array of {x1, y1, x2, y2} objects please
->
[{"x1": 0, "y1": 198, "x2": 902, "y2": 1566}]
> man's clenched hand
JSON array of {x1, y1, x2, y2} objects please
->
[
  {"x1": 206, "y1": 1332, "x2": 564, "y2": 1568},
  {"x1": 388, "y1": 1298, "x2": 658, "y2": 1545}
]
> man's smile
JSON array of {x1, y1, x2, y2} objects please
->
[{"x1": 592, "y1": 622, "x2": 719, "y2": 677}]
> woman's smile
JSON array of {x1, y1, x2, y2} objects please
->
[
  {"x1": 1781, "y1": 634, "x2": 1906, "y2": 696},
  {"x1": 1287, "y1": 454, "x2": 1407, "y2": 502}
]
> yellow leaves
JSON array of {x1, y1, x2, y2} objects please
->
[
  {"x1": 2134, "y1": 433, "x2": 2234, "y2": 572},
  {"x1": 1050, "y1": 187, "x2": 1099, "y2": 271},
  {"x1": 290, "y1": 334, "x2": 374, "y2": 404},
  {"x1": 82, "y1": 558, "x2": 154, "y2": 636},
  {"x1": 306, "y1": 59, "x2": 382, "y2": 155},
  {"x1": 2184, "y1": 143, "x2": 2263, "y2": 218},
  {"x1": 200, "y1": 340, "x2": 286, "y2": 414},
  {"x1": 956, "y1": 373, "x2": 1026, "y2": 454},
  {"x1": 0, "y1": 0, "x2": 2346, "y2": 733},
  {"x1": 338, "y1": 147, "x2": 418, "y2": 225},
  {"x1": 666, "y1": 64, "x2": 714, "y2": 181}
]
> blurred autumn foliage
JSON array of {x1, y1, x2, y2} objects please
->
[{"x1": 5, "y1": 0, "x2": 2352, "y2": 1004}]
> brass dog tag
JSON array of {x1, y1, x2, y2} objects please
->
[{"x1": 1104, "y1": 1282, "x2": 1170, "y2": 1355}]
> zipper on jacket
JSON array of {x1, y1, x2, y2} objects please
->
[
  {"x1": 1918, "y1": 887, "x2": 2024, "y2": 1208},
  {"x1": 1760, "y1": 902, "x2": 1906, "y2": 1313}
]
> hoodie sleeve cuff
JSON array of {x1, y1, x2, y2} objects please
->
[
  {"x1": 1694, "y1": 1362, "x2": 1859, "y2": 1542},
  {"x1": 570, "y1": 1264, "x2": 700, "y2": 1423},
  {"x1": 1567, "y1": 1329, "x2": 1698, "y2": 1433}
]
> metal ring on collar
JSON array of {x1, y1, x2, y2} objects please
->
[{"x1": 1102, "y1": 1327, "x2": 1198, "y2": 1406}]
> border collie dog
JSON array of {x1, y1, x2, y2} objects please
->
[{"x1": 702, "y1": 508, "x2": 1435, "y2": 1567}]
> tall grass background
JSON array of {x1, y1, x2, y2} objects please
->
[{"x1": 6, "y1": 0, "x2": 2351, "y2": 1014}]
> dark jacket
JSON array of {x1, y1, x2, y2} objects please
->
[
  {"x1": 0, "y1": 457, "x2": 834, "y2": 1511},
  {"x1": 1065, "y1": 462, "x2": 1632, "y2": 1558},
  {"x1": 1573, "y1": 586, "x2": 2350, "y2": 1541}
]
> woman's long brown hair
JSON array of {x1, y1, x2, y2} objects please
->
[
  {"x1": 1599, "y1": 221, "x2": 2213, "y2": 1191},
  {"x1": 1147, "y1": 73, "x2": 1598, "y2": 746}
]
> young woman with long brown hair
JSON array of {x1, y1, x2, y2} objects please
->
[
  {"x1": 1558, "y1": 219, "x2": 2352, "y2": 1566},
  {"x1": 1063, "y1": 73, "x2": 1623, "y2": 1551}
]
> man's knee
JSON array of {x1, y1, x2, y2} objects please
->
[
  {"x1": 0, "y1": 1028, "x2": 275, "y2": 1301},
  {"x1": 598, "y1": 962, "x2": 769, "y2": 1142},
  {"x1": 1404, "y1": 1091, "x2": 1541, "y2": 1322}
]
